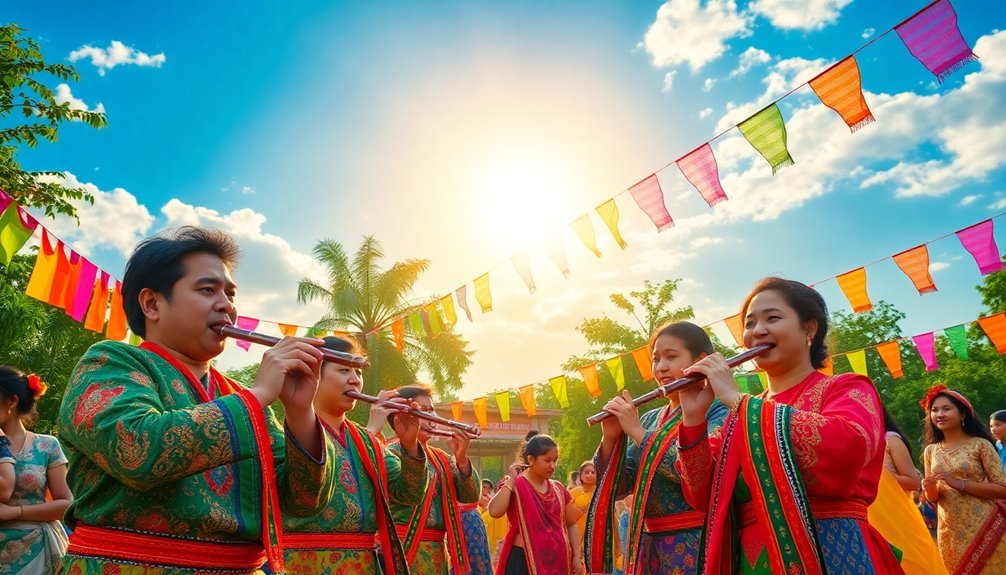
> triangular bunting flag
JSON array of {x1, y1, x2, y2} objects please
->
[
  {"x1": 106, "y1": 281, "x2": 128, "y2": 341},
  {"x1": 391, "y1": 319, "x2": 405, "y2": 351},
  {"x1": 456, "y1": 285, "x2": 474, "y2": 321},
  {"x1": 571, "y1": 214, "x2": 602, "y2": 258},
  {"x1": 545, "y1": 235, "x2": 571, "y2": 277},
  {"x1": 451, "y1": 401, "x2": 463, "y2": 422},
  {"x1": 809, "y1": 56, "x2": 875, "y2": 132},
  {"x1": 631, "y1": 347, "x2": 653, "y2": 382},
  {"x1": 519, "y1": 385, "x2": 536, "y2": 417},
  {"x1": 723, "y1": 314, "x2": 744, "y2": 346},
  {"x1": 549, "y1": 375, "x2": 570, "y2": 409},
  {"x1": 876, "y1": 341, "x2": 903, "y2": 378},
  {"x1": 977, "y1": 314, "x2": 1006, "y2": 355},
  {"x1": 25, "y1": 230, "x2": 59, "y2": 303},
  {"x1": 495, "y1": 391, "x2": 511, "y2": 422},
  {"x1": 846, "y1": 349, "x2": 868, "y2": 376},
  {"x1": 0, "y1": 204, "x2": 35, "y2": 264},
  {"x1": 473, "y1": 273, "x2": 492, "y2": 313},
  {"x1": 605, "y1": 356, "x2": 625, "y2": 392},
  {"x1": 45, "y1": 240, "x2": 71, "y2": 308},
  {"x1": 956, "y1": 220, "x2": 1004, "y2": 276},
  {"x1": 473, "y1": 397, "x2": 488, "y2": 428},
  {"x1": 676, "y1": 143, "x2": 728, "y2": 207},
  {"x1": 912, "y1": 332, "x2": 939, "y2": 371},
  {"x1": 836, "y1": 267, "x2": 873, "y2": 313},
  {"x1": 83, "y1": 272, "x2": 110, "y2": 333},
  {"x1": 628, "y1": 174, "x2": 673, "y2": 231},
  {"x1": 738, "y1": 103, "x2": 794, "y2": 174},
  {"x1": 944, "y1": 324, "x2": 968, "y2": 360},
  {"x1": 425, "y1": 304, "x2": 443, "y2": 335},
  {"x1": 895, "y1": 0, "x2": 978, "y2": 83},
  {"x1": 408, "y1": 312, "x2": 425, "y2": 337},
  {"x1": 235, "y1": 316, "x2": 260, "y2": 350},
  {"x1": 893, "y1": 244, "x2": 937, "y2": 295},
  {"x1": 579, "y1": 364, "x2": 601, "y2": 398},
  {"x1": 278, "y1": 323, "x2": 297, "y2": 337},
  {"x1": 819, "y1": 357, "x2": 834, "y2": 376},
  {"x1": 68, "y1": 257, "x2": 98, "y2": 322},
  {"x1": 512, "y1": 252, "x2": 536, "y2": 294},
  {"x1": 440, "y1": 295, "x2": 458, "y2": 327},
  {"x1": 59, "y1": 251, "x2": 85, "y2": 313},
  {"x1": 595, "y1": 199, "x2": 627, "y2": 249}
]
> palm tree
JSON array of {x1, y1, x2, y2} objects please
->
[{"x1": 297, "y1": 235, "x2": 473, "y2": 405}]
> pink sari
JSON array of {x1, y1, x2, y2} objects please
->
[{"x1": 495, "y1": 476, "x2": 573, "y2": 575}]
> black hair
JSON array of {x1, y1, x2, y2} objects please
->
[
  {"x1": 0, "y1": 365, "x2": 38, "y2": 419},
  {"x1": 992, "y1": 410, "x2": 1006, "y2": 424},
  {"x1": 387, "y1": 384, "x2": 433, "y2": 429},
  {"x1": 742, "y1": 277, "x2": 829, "y2": 369},
  {"x1": 122, "y1": 226, "x2": 241, "y2": 338},
  {"x1": 650, "y1": 321, "x2": 714, "y2": 358},
  {"x1": 320, "y1": 336, "x2": 363, "y2": 375},
  {"x1": 883, "y1": 405, "x2": 915, "y2": 460},
  {"x1": 923, "y1": 391, "x2": 996, "y2": 446},
  {"x1": 517, "y1": 430, "x2": 558, "y2": 463}
]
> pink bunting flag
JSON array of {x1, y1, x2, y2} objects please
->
[
  {"x1": 0, "y1": 188, "x2": 11, "y2": 214},
  {"x1": 676, "y1": 144, "x2": 728, "y2": 207},
  {"x1": 956, "y1": 219, "x2": 1004, "y2": 275},
  {"x1": 235, "y1": 316, "x2": 260, "y2": 350},
  {"x1": 628, "y1": 174, "x2": 673, "y2": 231},
  {"x1": 69, "y1": 258, "x2": 98, "y2": 321},
  {"x1": 912, "y1": 332, "x2": 939, "y2": 371},
  {"x1": 895, "y1": 0, "x2": 978, "y2": 83}
]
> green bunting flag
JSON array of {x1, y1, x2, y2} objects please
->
[{"x1": 738, "y1": 103, "x2": 794, "y2": 174}]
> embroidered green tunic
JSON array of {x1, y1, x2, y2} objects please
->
[{"x1": 56, "y1": 340, "x2": 338, "y2": 575}]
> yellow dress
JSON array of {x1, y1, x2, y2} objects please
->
[
  {"x1": 867, "y1": 468, "x2": 946, "y2": 575},
  {"x1": 924, "y1": 438, "x2": 1006, "y2": 575},
  {"x1": 480, "y1": 506, "x2": 508, "y2": 567}
]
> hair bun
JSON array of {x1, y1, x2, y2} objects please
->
[{"x1": 524, "y1": 430, "x2": 539, "y2": 442}]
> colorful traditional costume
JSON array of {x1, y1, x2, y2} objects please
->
[
  {"x1": 924, "y1": 437, "x2": 1006, "y2": 574},
  {"x1": 0, "y1": 433, "x2": 69, "y2": 575},
  {"x1": 451, "y1": 503, "x2": 493, "y2": 575},
  {"x1": 587, "y1": 402, "x2": 728, "y2": 575},
  {"x1": 866, "y1": 468, "x2": 946, "y2": 575},
  {"x1": 676, "y1": 372, "x2": 904, "y2": 574},
  {"x1": 283, "y1": 419, "x2": 428, "y2": 575},
  {"x1": 496, "y1": 475, "x2": 574, "y2": 575},
  {"x1": 56, "y1": 340, "x2": 337, "y2": 575},
  {"x1": 390, "y1": 442, "x2": 480, "y2": 575}
]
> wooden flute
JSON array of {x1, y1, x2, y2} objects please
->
[
  {"x1": 345, "y1": 389, "x2": 482, "y2": 437},
  {"x1": 585, "y1": 343, "x2": 774, "y2": 426}
]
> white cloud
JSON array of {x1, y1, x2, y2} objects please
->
[
  {"x1": 930, "y1": 262, "x2": 951, "y2": 273},
  {"x1": 862, "y1": 27, "x2": 876, "y2": 39},
  {"x1": 661, "y1": 70, "x2": 677, "y2": 93},
  {"x1": 704, "y1": 78, "x2": 717, "y2": 92},
  {"x1": 749, "y1": 0, "x2": 853, "y2": 31},
  {"x1": 699, "y1": 107, "x2": 714, "y2": 119},
  {"x1": 69, "y1": 41, "x2": 166, "y2": 76},
  {"x1": 640, "y1": 0, "x2": 751, "y2": 72},
  {"x1": 716, "y1": 55, "x2": 830, "y2": 132},
  {"x1": 729, "y1": 47, "x2": 772, "y2": 78},
  {"x1": 958, "y1": 194, "x2": 982, "y2": 206},
  {"x1": 54, "y1": 84, "x2": 105, "y2": 115},
  {"x1": 240, "y1": 186, "x2": 256, "y2": 195},
  {"x1": 990, "y1": 198, "x2": 1006, "y2": 210},
  {"x1": 691, "y1": 236, "x2": 724, "y2": 248}
]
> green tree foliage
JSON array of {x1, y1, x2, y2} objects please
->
[
  {"x1": 297, "y1": 235, "x2": 473, "y2": 423},
  {"x1": 0, "y1": 252, "x2": 103, "y2": 433},
  {"x1": 1, "y1": 24, "x2": 106, "y2": 221}
]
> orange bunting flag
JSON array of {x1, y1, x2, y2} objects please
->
[
  {"x1": 629, "y1": 174, "x2": 674, "y2": 231},
  {"x1": 836, "y1": 267, "x2": 873, "y2": 313},
  {"x1": 440, "y1": 295, "x2": 458, "y2": 327},
  {"x1": 631, "y1": 347, "x2": 653, "y2": 382},
  {"x1": 455, "y1": 286, "x2": 474, "y2": 321},
  {"x1": 595, "y1": 199, "x2": 627, "y2": 249},
  {"x1": 819, "y1": 356, "x2": 834, "y2": 376},
  {"x1": 83, "y1": 272, "x2": 111, "y2": 333},
  {"x1": 451, "y1": 401, "x2": 463, "y2": 422},
  {"x1": 876, "y1": 341, "x2": 903, "y2": 378},
  {"x1": 495, "y1": 391, "x2": 511, "y2": 422},
  {"x1": 572, "y1": 214, "x2": 602, "y2": 258},
  {"x1": 893, "y1": 245, "x2": 937, "y2": 295},
  {"x1": 473, "y1": 397, "x2": 488, "y2": 428},
  {"x1": 605, "y1": 356, "x2": 626, "y2": 392},
  {"x1": 279, "y1": 323, "x2": 297, "y2": 337},
  {"x1": 46, "y1": 241, "x2": 71, "y2": 308},
  {"x1": 512, "y1": 252, "x2": 536, "y2": 294},
  {"x1": 473, "y1": 274, "x2": 492, "y2": 313},
  {"x1": 106, "y1": 281, "x2": 128, "y2": 341},
  {"x1": 25, "y1": 230, "x2": 60, "y2": 303},
  {"x1": 545, "y1": 235, "x2": 570, "y2": 277},
  {"x1": 519, "y1": 385, "x2": 537, "y2": 417},
  {"x1": 549, "y1": 375, "x2": 569, "y2": 408},
  {"x1": 59, "y1": 251, "x2": 84, "y2": 312},
  {"x1": 809, "y1": 56, "x2": 875, "y2": 132},
  {"x1": 723, "y1": 314, "x2": 745, "y2": 346},
  {"x1": 579, "y1": 364, "x2": 601, "y2": 398},
  {"x1": 846, "y1": 349, "x2": 868, "y2": 376},
  {"x1": 978, "y1": 314, "x2": 1006, "y2": 354},
  {"x1": 391, "y1": 318, "x2": 405, "y2": 351}
]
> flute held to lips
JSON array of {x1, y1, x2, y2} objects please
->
[
  {"x1": 585, "y1": 343, "x2": 774, "y2": 426},
  {"x1": 344, "y1": 389, "x2": 482, "y2": 437},
  {"x1": 212, "y1": 323, "x2": 370, "y2": 369}
]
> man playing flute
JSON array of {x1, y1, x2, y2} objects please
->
[{"x1": 57, "y1": 226, "x2": 338, "y2": 575}]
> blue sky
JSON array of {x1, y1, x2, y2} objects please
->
[{"x1": 6, "y1": 1, "x2": 1006, "y2": 399}]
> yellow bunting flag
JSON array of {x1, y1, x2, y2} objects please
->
[
  {"x1": 893, "y1": 245, "x2": 937, "y2": 295},
  {"x1": 756, "y1": 371, "x2": 768, "y2": 390},
  {"x1": 519, "y1": 385, "x2": 537, "y2": 417},
  {"x1": 549, "y1": 375, "x2": 570, "y2": 408},
  {"x1": 425, "y1": 304, "x2": 443, "y2": 335},
  {"x1": 571, "y1": 214, "x2": 602, "y2": 258},
  {"x1": 723, "y1": 314, "x2": 745, "y2": 346},
  {"x1": 25, "y1": 230, "x2": 59, "y2": 303},
  {"x1": 876, "y1": 341, "x2": 903, "y2": 378},
  {"x1": 473, "y1": 397, "x2": 488, "y2": 428},
  {"x1": 495, "y1": 391, "x2": 511, "y2": 422},
  {"x1": 451, "y1": 401, "x2": 463, "y2": 422},
  {"x1": 391, "y1": 318, "x2": 405, "y2": 351},
  {"x1": 106, "y1": 281, "x2": 128, "y2": 341},
  {"x1": 836, "y1": 267, "x2": 873, "y2": 313},
  {"x1": 595, "y1": 199, "x2": 627, "y2": 250},
  {"x1": 279, "y1": 323, "x2": 297, "y2": 337},
  {"x1": 334, "y1": 331, "x2": 350, "y2": 338},
  {"x1": 473, "y1": 273, "x2": 492, "y2": 313},
  {"x1": 846, "y1": 349, "x2": 868, "y2": 376},
  {"x1": 512, "y1": 252, "x2": 536, "y2": 294},
  {"x1": 455, "y1": 286, "x2": 474, "y2": 321},
  {"x1": 978, "y1": 314, "x2": 1006, "y2": 354},
  {"x1": 819, "y1": 357, "x2": 834, "y2": 376},
  {"x1": 605, "y1": 356, "x2": 626, "y2": 392},
  {"x1": 83, "y1": 272, "x2": 110, "y2": 333},
  {"x1": 128, "y1": 331, "x2": 142, "y2": 346},
  {"x1": 545, "y1": 235, "x2": 570, "y2": 277},
  {"x1": 579, "y1": 364, "x2": 601, "y2": 398},
  {"x1": 809, "y1": 56, "x2": 875, "y2": 132},
  {"x1": 440, "y1": 295, "x2": 458, "y2": 327},
  {"x1": 631, "y1": 347, "x2": 653, "y2": 382}
]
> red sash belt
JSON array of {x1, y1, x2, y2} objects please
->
[
  {"x1": 67, "y1": 525, "x2": 266, "y2": 571},
  {"x1": 459, "y1": 503, "x2": 480, "y2": 513},
  {"x1": 642, "y1": 510, "x2": 705, "y2": 534},
  {"x1": 738, "y1": 499, "x2": 868, "y2": 528},
  {"x1": 395, "y1": 525, "x2": 447, "y2": 542},
  {"x1": 283, "y1": 532, "x2": 377, "y2": 550}
]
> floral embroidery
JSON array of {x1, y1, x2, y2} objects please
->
[
  {"x1": 115, "y1": 420, "x2": 151, "y2": 472},
  {"x1": 73, "y1": 383, "x2": 125, "y2": 430},
  {"x1": 788, "y1": 410, "x2": 826, "y2": 487}
]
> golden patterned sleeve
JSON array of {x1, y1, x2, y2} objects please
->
[{"x1": 978, "y1": 440, "x2": 1006, "y2": 487}]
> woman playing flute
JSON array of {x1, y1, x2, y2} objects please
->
[
  {"x1": 282, "y1": 336, "x2": 430, "y2": 574},
  {"x1": 675, "y1": 277, "x2": 903, "y2": 574},
  {"x1": 586, "y1": 321, "x2": 728, "y2": 575},
  {"x1": 388, "y1": 385, "x2": 480, "y2": 575}
]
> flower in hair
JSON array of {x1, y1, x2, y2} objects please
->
[
  {"x1": 919, "y1": 384, "x2": 947, "y2": 411},
  {"x1": 26, "y1": 374, "x2": 47, "y2": 399}
]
